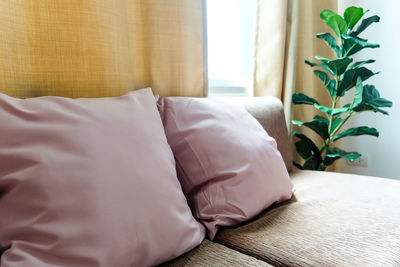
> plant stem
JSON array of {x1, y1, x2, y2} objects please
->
[
  {"x1": 322, "y1": 75, "x2": 340, "y2": 156},
  {"x1": 331, "y1": 111, "x2": 353, "y2": 137},
  {"x1": 327, "y1": 98, "x2": 337, "y2": 134},
  {"x1": 330, "y1": 92, "x2": 356, "y2": 137}
]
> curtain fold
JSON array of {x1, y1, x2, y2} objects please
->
[
  {"x1": 254, "y1": 0, "x2": 338, "y2": 169},
  {"x1": 253, "y1": 0, "x2": 299, "y2": 128},
  {"x1": 293, "y1": 0, "x2": 338, "y2": 170},
  {"x1": 0, "y1": 0, "x2": 205, "y2": 98},
  {"x1": 294, "y1": 0, "x2": 338, "y2": 130}
]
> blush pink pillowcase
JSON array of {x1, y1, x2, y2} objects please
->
[
  {"x1": 0, "y1": 88, "x2": 205, "y2": 267},
  {"x1": 158, "y1": 97, "x2": 294, "y2": 239}
]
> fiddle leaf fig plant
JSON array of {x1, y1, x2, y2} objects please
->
[{"x1": 292, "y1": 6, "x2": 392, "y2": 171}]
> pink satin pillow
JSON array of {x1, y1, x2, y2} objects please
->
[
  {"x1": 159, "y1": 97, "x2": 294, "y2": 239},
  {"x1": 0, "y1": 88, "x2": 205, "y2": 267}
]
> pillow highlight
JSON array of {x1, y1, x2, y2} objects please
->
[
  {"x1": 159, "y1": 97, "x2": 294, "y2": 239},
  {"x1": 0, "y1": 88, "x2": 205, "y2": 267}
]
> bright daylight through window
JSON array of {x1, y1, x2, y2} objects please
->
[{"x1": 206, "y1": 0, "x2": 256, "y2": 96}]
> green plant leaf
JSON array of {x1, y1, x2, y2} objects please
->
[
  {"x1": 326, "y1": 147, "x2": 362, "y2": 160},
  {"x1": 323, "y1": 156, "x2": 338, "y2": 166},
  {"x1": 349, "y1": 59, "x2": 375, "y2": 69},
  {"x1": 305, "y1": 60, "x2": 318, "y2": 67},
  {"x1": 303, "y1": 156, "x2": 325, "y2": 170},
  {"x1": 313, "y1": 70, "x2": 336, "y2": 96},
  {"x1": 315, "y1": 56, "x2": 353, "y2": 76},
  {"x1": 292, "y1": 93, "x2": 320, "y2": 105},
  {"x1": 331, "y1": 117, "x2": 343, "y2": 133},
  {"x1": 344, "y1": 6, "x2": 367, "y2": 30},
  {"x1": 320, "y1": 9, "x2": 347, "y2": 37},
  {"x1": 295, "y1": 140, "x2": 312, "y2": 160},
  {"x1": 351, "y1": 15, "x2": 380, "y2": 36},
  {"x1": 294, "y1": 8, "x2": 387, "y2": 171},
  {"x1": 353, "y1": 78, "x2": 392, "y2": 114},
  {"x1": 323, "y1": 13, "x2": 348, "y2": 37},
  {"x1": 293, "y1": 161, "x2": 303, "y2": 170},
  {"x1": 307, "y1": 56, "x2": 353, "y2": 76},
  {"x1": 292, "y1": 115, "x2": 329, "y2": 140},
  {"x1": 320, "y1": 9, "x2": 336, "y2": 21},
  {"x1": 324, "y1": 147, "x2": 362, "y2": 166},
  {"x1": 337, "y1": 67, "x2": 376, "y2": 96},
  {"x1": 333, "y1": 126, "x2": 379, "y2": 141},
  {"x1": 314, "y1": 103, "x2": 350, "y2": 116},
  {"x1": 342, "y1": 34, "x2": 379, "y2": 57},
  {"x1": 305, "y1": 60, "x2": 335, "y2": 75},
  {"x1": 293, "y1": 131, "x2": 322, "y2": 170},
  {"x1": 316, "y1": 33, "x2": 341, "y2": 57}
]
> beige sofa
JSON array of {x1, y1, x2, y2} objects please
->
[{"x1": 162, "y1": 97, "x2": 400, "y2": 267}]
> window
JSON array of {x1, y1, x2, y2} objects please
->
[{"x1": 206, "y1": 0, "x2": 257, "y2": 96}]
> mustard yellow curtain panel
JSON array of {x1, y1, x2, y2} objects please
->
[{"x1": 0, "y1": 0, "x2": 205, "y2": 98}]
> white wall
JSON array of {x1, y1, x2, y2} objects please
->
[{"x1": 338, "y1": 0, "x2": 400, "y2": 179}]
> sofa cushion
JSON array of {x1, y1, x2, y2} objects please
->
[
  {"x1": 0, "y1": 88, "x2": 205, "y2": 267},
  {"x1": 159, "y1": 97, "x2": 294, "y2": 239},
  {"x1": 215, "y1": 170, "x2": 400, "y2": 266},
  {"x1": 160, "y1": 239, "x2": 272, "y2": 267}
]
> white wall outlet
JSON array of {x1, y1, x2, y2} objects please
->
[{"x1": 346, "y1": 154, "x2": 368, "y2": 167}]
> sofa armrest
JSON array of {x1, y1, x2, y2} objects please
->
[{"x1": 219, "y1": 97, "x2": 292, "y2": 172}]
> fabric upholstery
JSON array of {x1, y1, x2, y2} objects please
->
[
  {"x1": 159, "y1": 97, "x2": 294, "y2": 239},
  {"x1": 0, "y1": 0, "x2": 205, "y2": 98},
  {"x1": 215, "y1": 170, "x2": 400, "y2": 266},
  {"x1": 160, "y1": 239, "x2": 272, "y2": 267},
  {"x1": 0, "y1": 88, "x2": 205, "y2": 267},
  {"x1": 222, "y1": 96, "x2": 293, "y2": 171}
]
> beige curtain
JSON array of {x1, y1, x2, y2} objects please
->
[
  {"x1": 253, "y1": 0, "x2": 299, "y2": 128},
  {"x1": 254, "y1": 0, "x2": 338, "y2": 169},
  {"x1": 0, "y1": 0, "x2": 205, "y2": 98},
  {"x1": 295, "y1": 0, "x2": 339, "y2": 170},
  {"x1": 294, "y1": 0, "x2": 338, "y2": 133}
]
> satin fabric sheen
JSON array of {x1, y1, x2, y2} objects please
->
[
  {"x1": 0, "y1": 88, "x2": 205, "y2": 267},
  {"x1": 159, "y1": 97, "x2": 294, "y2": 239}
]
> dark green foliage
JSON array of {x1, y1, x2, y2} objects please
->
[
  {"x1": 292, "y1": 116, "x2": 330, "y2": 139},
  {"x1": 293, "y1": 131, "x2": 323, "y2": 170},
  {"x1": 314, "y1": 103, "x2": 350, "y2": 116},
  {"x1": 323, "y1": 147, "x2": 362, "y2": 166},
  {"x1": 313, "y1": 70, "x2": 336, "y2": 96},
  {"x1": 352, "y1": 15, "x2": 380, "y2": 36},
  {"x1": 342, "y1": 34, "x2": 379, "y2": 56},
  {"x1": 292, "y1": 6, "x2": 392, "y2": 171},
  {"x1": 333, "y1": 126, "x2": 378, "y2": 141},
  {"x1": 292, "y1": 93, "x2": 320, "y2": 105},
  {"x1": 349, "y1": 59, "x2": 375, "y2": 70},
  {"x1": 337, "y1": 67, "x2": 376, "y2": 96},
  {"x1": 316, "y1": 33, "x2": 341, "y2": 57},
  {"x1": 352, "y1": 78, "x2": 392, "y2": 114}
]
